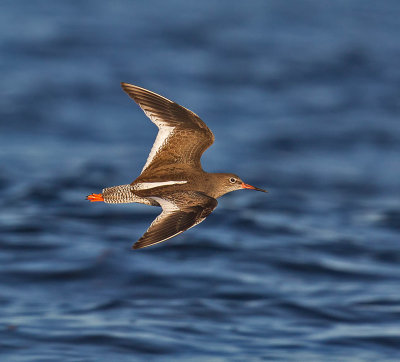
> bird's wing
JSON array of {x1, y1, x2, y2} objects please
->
[
  {"x1": 133, "y1": 191, "x2": 218, "y2": 250},
  {"x1": 121, "y1": 83, "x2": 214, "y2": 174}
]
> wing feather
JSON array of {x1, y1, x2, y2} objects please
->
[
  {"x1": 133, "y1": 192, "x2": 218, "y2": 249},
  {"x1": 121, "y1": 83, "x2": 214, "y2": 173}
]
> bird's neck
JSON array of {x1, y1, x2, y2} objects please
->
[{"x1": 204, "y1": 172, "x2": 230, "y2": 199}]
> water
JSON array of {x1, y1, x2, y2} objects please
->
[{"x1": 1, "y1": 1, "x2": 400, "y2": 360}]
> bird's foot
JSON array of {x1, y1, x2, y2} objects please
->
[{"x1": 86, "y1": 193, "x2": 104, "y2": 202}]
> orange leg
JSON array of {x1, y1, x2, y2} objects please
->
[{"x1": 86, "y1": 193, "x2": 104, "y2": 202}]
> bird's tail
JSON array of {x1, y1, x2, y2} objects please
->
[{"x1": 97, "y1": 184, "x2": 134, "y2": 204}]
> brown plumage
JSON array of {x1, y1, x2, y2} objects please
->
[{"x1": 87, "y1": 83, "x2": 267, "y2": 249}]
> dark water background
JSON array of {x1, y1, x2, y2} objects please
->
[{"x1": 1, "y1": 1, "x2": 400, "y2": 361}]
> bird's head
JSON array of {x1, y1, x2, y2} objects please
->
[{"x1": 212, "y1": 173, "x2": 267, "y2": 198}]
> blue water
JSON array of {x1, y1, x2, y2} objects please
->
[{"x1": 1, "y1": 1, "x2": 400, "y2": 360}]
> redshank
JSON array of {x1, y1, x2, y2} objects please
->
[{"x1": 87, "y1": 83, "x2": 267, "y2": 249}]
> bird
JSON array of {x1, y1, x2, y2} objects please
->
[{"x1": 87, "y1": 83, "x2": 267, "y2": 249}]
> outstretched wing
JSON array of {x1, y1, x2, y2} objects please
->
[
  {"x1": 133, "y1": 191, "x2": 218, "y2": 250},
  {"x1": 121, "y1": 83, "x2": 214, "y2": 175}
]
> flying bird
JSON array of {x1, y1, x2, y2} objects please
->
[{"x1": 87, "y1": 83, "x2": 267, "y2": 249}]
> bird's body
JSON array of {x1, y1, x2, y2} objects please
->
[{"x1": 87, "y1": 83, "x2": 267, "y2": 249}]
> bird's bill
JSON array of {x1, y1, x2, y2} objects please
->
[{"x1": 241, "y1": 182, "x2": 268, "y2": 193}]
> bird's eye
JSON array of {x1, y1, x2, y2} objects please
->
[{"x1": 229, "y1": 177, "x2": 237, "y2": 184}]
